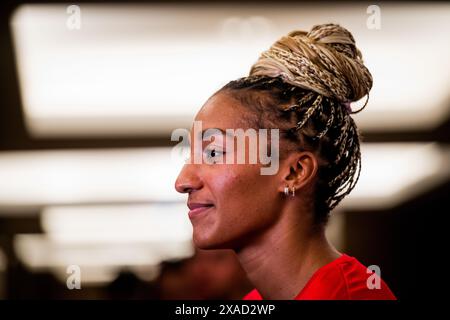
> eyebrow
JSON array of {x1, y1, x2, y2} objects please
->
[{"x1": 202, "y1": 128, "x2": 233, "y2": 140}]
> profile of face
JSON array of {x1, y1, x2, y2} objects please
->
[{"x1": 175, "y1": 91, "x2": 317, "y2": 250}]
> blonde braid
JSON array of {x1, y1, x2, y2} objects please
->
[
  {"x1": 294, "y1": 94, "x2": 322, "y2": 130},
  {"x1": 249, "y1": 23, "x2": 372, "y2": 107}
]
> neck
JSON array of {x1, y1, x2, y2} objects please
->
[{"x1": 235, "y1": 208, "x2": 340, "y2": 300}]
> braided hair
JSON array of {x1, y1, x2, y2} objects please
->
[{"x1": 218, "y1": 23, "x2": 373, "y2": 225}]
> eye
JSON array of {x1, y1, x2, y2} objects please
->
[{"x1": 204, "y1": 147, "x2": 225, "y2": 164}]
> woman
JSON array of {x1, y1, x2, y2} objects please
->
[{"x1": 175, "y1": 23, "x2": 396, "y2": 300}]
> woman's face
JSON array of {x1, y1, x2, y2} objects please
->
[{"x1": 175, "y1": 91, "x2": 287, "y2": 250}]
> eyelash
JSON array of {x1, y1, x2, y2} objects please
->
[{"x1": 204, "y1": 147, "x2": 225, "y2": 163}]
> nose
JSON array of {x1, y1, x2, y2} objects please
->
[{"x1": 175, "y1": 163, "x2": 203, "y2": 194}]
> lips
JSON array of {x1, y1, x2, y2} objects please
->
[{"x1": 187, "y1": 202, "x2": 214, "y2": 219}]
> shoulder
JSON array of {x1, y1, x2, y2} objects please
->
[
  {"x1": 296, "y1": 254, "x2": 396, "y2": 300},
  {"x1": 241, "y1": 254, "x2": 397, "y2": 300},
  {"x1": 242, "y1": 288, "x2": 262, "y2": 300}
]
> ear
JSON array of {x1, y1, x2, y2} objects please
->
[{"x1": 278, "y1": 151, "x2": 319, "y2": 193}]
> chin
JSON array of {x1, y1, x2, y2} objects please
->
[
  {"x1": 192, "y1": 233, "x2": 220, "y2": 250},
  {"x1": 192, "y1": 231, "x2": 239, "y2": 251}
]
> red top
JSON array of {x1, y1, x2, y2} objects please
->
[{"x1": 242, "y1": 254, "x2": 396, "y2": 300}]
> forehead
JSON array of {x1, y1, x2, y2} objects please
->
[{"x1": 193, "y1": 92, "x2": 253, "y2": 131}]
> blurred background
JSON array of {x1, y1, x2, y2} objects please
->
[{"x1": 0, "y1": 1, "x2": 449, "y2": 300}]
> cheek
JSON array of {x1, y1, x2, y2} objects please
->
[
  {"x1": 212, "y1": 165, "x2": 280, "y2": 227},
  {"x1": 214, "y1": 165, "x2": 258, "y2": 202}
]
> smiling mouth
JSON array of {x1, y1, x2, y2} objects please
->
[{"x1": 188, "y1": 203, "x2": 214, "y2": 219}]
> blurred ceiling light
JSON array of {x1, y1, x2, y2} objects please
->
[
  {"x1": 49, "y1": 264, "x2": 161, "y2": 285},
  {"x1": 51, "y1": 265, "x2": 122, "y2": 285},
  {"x1": 10, "y1": 3, "x2": 450, "y2": 137},
  {"x1": 344, "y1": 142, "x2": 450, "y2": 209},
  {"x1": 0, "y1": 144, "x2": 448, "y2": 213},
  {"x1": 41, "y1": 203, "x2": 193, "y2": 244},
  {"x1": 14, "y1": 234, "x2": 193, "y2": 274},
  {"x1": 0, "y1": 147, "x2": 185, "y2": 211}
]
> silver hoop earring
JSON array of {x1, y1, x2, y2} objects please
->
[{"x1": 284, "y1": 186, "x2": 289, "y2": 196}]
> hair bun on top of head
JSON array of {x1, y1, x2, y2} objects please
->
[{"x1": 249, "y1": 23, "x2": 373, "y2": 113}]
